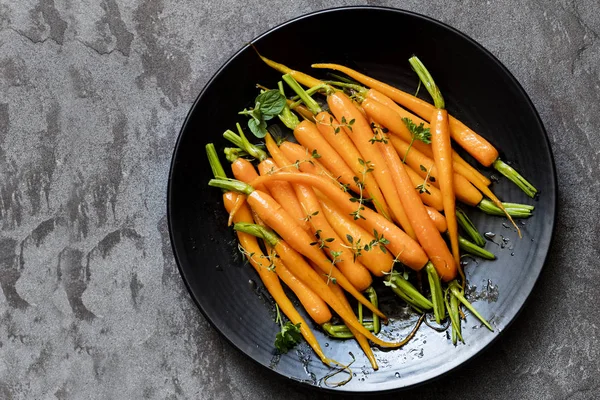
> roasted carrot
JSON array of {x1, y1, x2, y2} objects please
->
[
  {"x1": 363, "y1": 88, "x2": 491, "y2": 187},
  {"x1": 291, "y1": 121, "x2": 362, "y2": 194},
  {"x1": 314, "y1": 111, "x2": 391, "y2": 219},
  {"x1": 319, "y1": 197, "x2": 395, "y2": 277},
  {"x1": 234, "y1": 222, "x2": 403, "y2": 348},
  {"x1": 265, "y1": 134, "x2": 374, "y2": 292},
  {"x1": 376, "y1": 121, "x2": 456, "y2": 281},
  {"x1": 257, "y1": 158, "x2": 311, "y2": 233},
  {"x1": 269, "y1": 249, "x2": 332, "y2": 325},
  {"x1": 327, "y1": 91, "x2": 417, "y2": 240}
]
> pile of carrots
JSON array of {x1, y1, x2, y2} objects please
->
[{"x1": 205, "y1": 52, "x2": 537, "y2": 377}]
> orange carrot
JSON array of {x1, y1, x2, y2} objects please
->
[
  {"x1": 239, "y1": 186, "x2": 383, "y2": 318},
  {"x1": 363, "y1": 88, "x2": 491, "y2": 186},
  {"x1": 327, "y1": 91, "x2": 417, "y2": 240},
  {"x1": 231, "y1": 158, "x2": 268, "y2": 192},
  {"x1": 314, "y1": 111, "x2": 391, "y2": 219},
  {"x1": 291, "y1": 121, "x2": 362, "y2": 194},
  {"x1": 319, "y1": 197, "x2": 395, "y2": 277},
  {"x1": 425, "y1": 206, "x2": 448, "y2": 233},
  {"x1": 388, "y1": 135, "x2": 483, "y2": 207},
  {"x1": 269, "y1": 250, "x2": 332, "y2": 325},
  {"x1": 321, "y1": 271, "x2": 378, "y2": 370},
  {"x1": 257, "y1": 158, "x2": 311, "y2": 233},
  {"x1": 245, "y1": 172, "x2": 429, "y2": 271},
  {"x1": 287, "y1": 100, "x2": 315, "y2": 122},
  {"x1": 377, "y1": 124, "x2": 457, "y2": 281},
  {"x1": 266, "y1": 134, "x2": 374, "y2": 292},
  {"x1": 279, "y1": 141, "x2": 337, "y2": 180},
  {"x1": 403, "y1": 150, "x2": 444, "y2": 211},
  {"x1": 409, "y1": 56, "x2": 460, "y2": 268},
  {"x1": 312, "y1": 63, "x2": 499, "y2": 167},
  {"x1": 223, "y1": 192, "x2": 331, "y2": 363},
  {"x1": 255, "y1": 233, "x2": 398, "y2": 348}
]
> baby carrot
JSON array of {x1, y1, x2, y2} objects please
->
[
  {"x1": 319, "y1": 197, "x2": 395, "y2": 277},
  {"x1": 291, "y1": 121, "x2": 362, "y2": 194},
  {"x1": 266, "y1": 134, "x2": 374, "y2": 292},
  {"x1": 388, "y1": 135, "x2": 483, "y2": 206},
  {"x1": 269, "y1": 250, "x2": 332, "y2": 325},
  {"x1": 234, "y1": 222, "x2": 402, "y2": 348},
  {"x1": 323, "y1": 272, "x2": 378, "y2": 370},
  {"x1": 245, "y1": 173, "x2": 430, "y2": 271},
  {"x1": 409, "y1": 56, "x2": 460, "y2": 268},
  {"x1": 363, "y1": 88, "x2": 491, "y2": 187},
  {"x1": 377, "y1": 122, "x2": 457, "y2": 281},
  {"x1": 314, "y1": 111, "x2": 391, "y2": 219},
  {"x1": 223, "y1": 191, "x2": 331, "y2": 364},
  {"x1": 327, "y1": 91, "x2": 417, "y2": 240},
  {"x1": 257, "y1": 158, "x2": 311, "y2": 233}
]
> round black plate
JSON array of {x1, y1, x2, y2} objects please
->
[{"x1": 167, "y1": 6, "x2": 556, "y2": 394}]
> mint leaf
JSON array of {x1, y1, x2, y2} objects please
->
[
  {"x1": 248, "y1": 118, "x2": 267, "y2": 138},
  {"x1": 256, "y1": 90, "x2": 286, "y2": 117}
]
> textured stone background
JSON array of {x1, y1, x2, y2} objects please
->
[{"x1": 0, "y1": 0, "x2": 598, "y2": 399}]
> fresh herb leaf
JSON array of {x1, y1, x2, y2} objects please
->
[
  {"x1": 274, "y1": 316, "x2": 302, "y2": 354},
  {"x1": 240, "y1": 90, "x2": 286, "y2": 138},
  {"x1": 402, "y1": 117, "x2": 431, "y2": 144},
  {"x1": 256, "y1": 90, "x2": 286, "y2": 117},
  {"x1": 248, "y1": 118, "x2": 268, "y2": 138}
]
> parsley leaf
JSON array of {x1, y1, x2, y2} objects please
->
[
  {"x1": 274, "y1": 321, "x2": 302, "y2": 353},
  {"x1": 402, "y1": 117, "x2": 431, "y2": 144}
]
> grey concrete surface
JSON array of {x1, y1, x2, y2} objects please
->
[{"x1": 0, "y1": 0, "x2": 598, "y2": 399}]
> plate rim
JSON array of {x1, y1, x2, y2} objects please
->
[{"x1": 166, "y1": 5, "x2": 558, "y2": 394}]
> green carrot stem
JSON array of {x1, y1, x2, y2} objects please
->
[
  {"x1": 492, "y1": 159, "x2": 538, "y2": 198},
  {"x1": 224, "y1": 147, "x2": 248, "y2": 162},
  {"x1": 222, "y1": 127, "x2": 268, "y2": 161},
  {"x1": 425, "y1": 262, "x2": 446, "y2": 324},
  {"x1": 206, "y1": 143, "x2": 227, "y2": 179},
  {"x1": 458, "y1": 236, "x2": 496, "y2": 260},
  {"x1": 233, "y1": 222, "x2": 280, "y2": 247},
  {"x1": 327, "y1": 72, "x2": 361, "y2": 85},
  {"x1": 322, "y1": 80, "x2": 368, "y2": 96},
  {"x1": 365, "y1": 287, "x2": 380, "y2": 334},
  {"x1": 456, "y1": 207, "x2": 486, "y2": 246},
  {"x1": 408, "y1": 56, "x2": 445, "y2": 109},
  {"x1": 385, "y1": 272, "x2": 433, "y2": 312},
  {"x1": 283, "y1": 74, "x2": 322, "y2": 115},
  {"x1": 445, "y1": 288, "x2": 463, "y2": 344},
  {"x1": 477, "y1": 199, "x2": 533, "y2": 218},
  {"x1": 277, "y1": 81, "x2": 301, "y2": 130},
  {"x1": 357, "y1": 302, "x2": 363, "y2": 324},
  {"x1": 208, "y1": 178, "x2": 254, "y2": 195},
  {"x1": 322, "y1": 322, "x2": 374, "y2": 339},
  {"x1": 448, "y1": 281, "x2": 493, "y2": 331},
  {"x1": 288, "y1": 84, "x2": 329, "y2": 106}
]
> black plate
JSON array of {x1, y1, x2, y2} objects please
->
[{"x1": 167, "y1": 6, "x2": 556, "y2": 393}]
